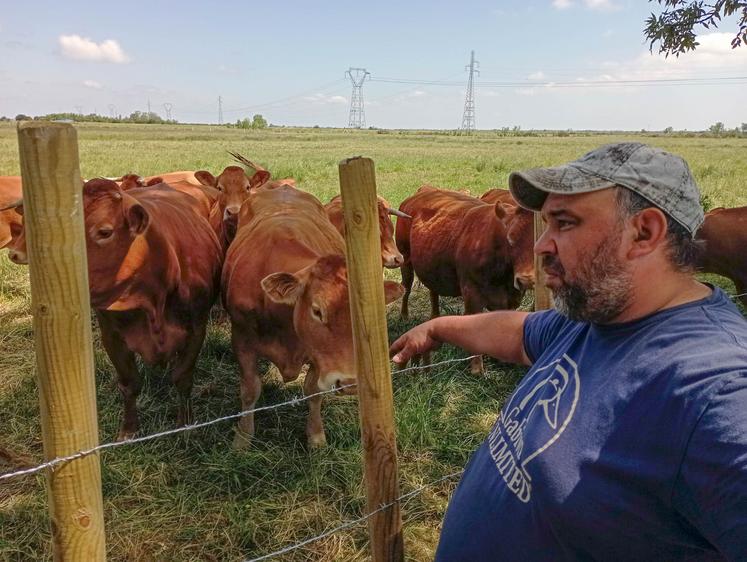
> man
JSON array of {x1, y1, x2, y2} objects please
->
[{"x1": 390, "y1": 142, "x2": 747, "y2": 561}]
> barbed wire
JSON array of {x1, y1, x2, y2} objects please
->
[
  {"x1": 0, "y1": 355, "x2": 478, "y2": 482},
  {"x1": 730, "y1": 292, "x2": 747, "y2": 301},
  {"x1": 245, "y1": 470, "x2": 464, "y2": 562}
]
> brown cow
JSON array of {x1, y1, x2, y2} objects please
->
[
  {"x1": 696, "y1": 206, "x2": 747, "y2": 307},
  {"x1": 223, "y1": 184, "x2": 403, "y2": 448},
  {"x1": 0, "y1": 176, "x2": 22, "y2": 250},
  {"x1": 194, "y1": 166, "x2": 273, "y2": 249},
  {"x1": 324, "y1": 195, "x2": 409, "y2": 268},
  {"x1": 480, "y1": 188, "x2": 535, "y2": 291},
  {"x1": 397, "y1": 185, "x2": 529, "y2": 374},
  {"x1": 9, "y1": 179, "x2": 222, "y2": 439}
]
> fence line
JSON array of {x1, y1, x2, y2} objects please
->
[
  {"x1": 246, "y1": 470, "x2": 464, "y2": 562},
  {"x1": 0, "y1": 355, "x2": 479, "y2": 482},
  {"x1": 3, "y1": 286, "x2": 742, "y2": 484}
]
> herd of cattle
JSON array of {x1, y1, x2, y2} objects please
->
[{"x1": 0, "y1": 155, "x2": 745, "y2": 448}]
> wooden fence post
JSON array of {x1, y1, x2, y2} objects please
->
[
  {"x1": 17, "y1": 122, "x2": 106, "y2": 561},
  {"x1": 533, "y1": 212, "x2": 552, "y2": 311},
  {"x1": 338, "y1": 157, "x2": 404, "y2": 562}
]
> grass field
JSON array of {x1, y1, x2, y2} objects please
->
[{"x1": 0, "y1": 123, "x2": 746, "y2": 561}]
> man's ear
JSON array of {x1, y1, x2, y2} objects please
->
[
  {"x1": 262, "y1": 272, "x2": 304, "y2": 304},
  {"x1": 627, "y1": 207, "x2": 668, "y2": 259}
]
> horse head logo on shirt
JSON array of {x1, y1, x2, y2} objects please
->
[{"x1": 488, "y1": 354, "x2": 581, "y2": 502}]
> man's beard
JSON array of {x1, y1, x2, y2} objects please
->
[{"x1": 543, "y1": 231, "x2": 633, "y2": 324}]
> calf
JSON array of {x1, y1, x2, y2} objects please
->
[
  {"x1": 9, "y1": 179, "x2": 222, "y2": 439},
  {"x1": 397, "y1": 185, "x2": 529, "y2": 374},
  {"x1": 324, "y1": 195, "x2": 409, "y2": 268},
  {"x1": 696, "y1": 206, "x2": 747, "y2": 307},
  {"x1": 223, "y1": 184, "x2": 402, "y2": 448}
]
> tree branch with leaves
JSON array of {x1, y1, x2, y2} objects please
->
[{"x1": 644, "y1": 0, "x2": 747, "y2": 56}]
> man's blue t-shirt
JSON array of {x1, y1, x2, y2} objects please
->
[{"x1": 436, "y1": 287, "x2": 747, "y2": 561}]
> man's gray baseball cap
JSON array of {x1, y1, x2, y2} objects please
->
[{"x1": 508, "y1": 142, "x2": 704, "y2": 234}]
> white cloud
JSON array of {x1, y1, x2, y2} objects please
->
[
  {"x1": 83, "y1": 79, "x2": 103, "y2": 89},
  {"x1": 303, "y1": 93, "x2": 347, "y2": 105},
  {"x1": 552, "y1": 0, "x2": 573, "y2": 9},
  {"x1": 59, "y1": 34, "x2": 130, "y2": 63},
  {"x1": 583, "y1": 0, "x2": 619, "y2": 10},
  {"x1": 528, "y1": 71, "x2": 545, "y2": 80},
  {"x1": 594, "y1": 32, "x2": 747, "y2": 83}
]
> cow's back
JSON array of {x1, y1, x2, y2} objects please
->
[
  {"x1": 481, "y1": 188, "x2": 516, "y2": 206},
  {"x1": 696, "y1": 206, "x2": 747, "y2": 293},
  {"x1": 399, "y1": 188, "x2": 490, "y2": 294},
  {"x1": 131, "y1": 185, "x2": 222, "y2": 299},
  {"x1": 224, "y1": 186, "x2": 344, "y2": 315}
]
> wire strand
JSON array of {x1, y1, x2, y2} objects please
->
[
  {"x1": 0, "y1": 356, "x2": 478, "y2": 482},
  {"x1": 245, "y1": 470, "x2": 464, "y2": 562}
]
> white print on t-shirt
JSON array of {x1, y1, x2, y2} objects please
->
[{"x1": 487, "y1": 354, "x2": 581, "y2": 503}]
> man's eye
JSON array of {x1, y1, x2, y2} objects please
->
[{"x1": 557, "y1": 220, "x2": 574, "y2": 230}]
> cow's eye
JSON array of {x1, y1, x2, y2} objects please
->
[
  {"x1": 311, "y1": 304, "x2": 324, "y2": 323},
  {"x1": 98, "y1": 227, "x2": 113, "y2": 239}
]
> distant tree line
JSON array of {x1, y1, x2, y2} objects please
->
[
  {"x1": 2, "y1": 111, "x2": 178, "y2": 124},
  {"x1": 230, "y1": 114, "x2": 268, "y2": 129}
]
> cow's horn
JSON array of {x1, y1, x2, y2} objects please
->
[{"x1": 388, "y1": 208, "x2": 412, "y2": 219}]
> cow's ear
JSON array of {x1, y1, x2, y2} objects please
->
[
  {"x1": 494, "y1": 202, "x2": 508, "y2": 220},
  {"x1": 262, "y1": 272, "x2": 304, "y2": 304},
  {"x1": 195, "y1": 170, "x2": 217, "y2": 187},
  {"x1": 249, "y1": 170, "x2": 271, "y2": 189},
  {"x1": 123, "y1": 195, "x2": 149, "y2": 235},
  {"x1": 383, "y1": 281, "x2": 405, "y2": 304}
]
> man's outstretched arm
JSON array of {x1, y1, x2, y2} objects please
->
[{"x1": 390, "y1": 310, "x2": 532, "y2": 367}]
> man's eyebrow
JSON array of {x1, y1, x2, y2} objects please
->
[{"x1": 546, "y1": 208, "x2": 578, "y2": 218}]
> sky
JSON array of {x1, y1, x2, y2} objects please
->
[{"x1": 1, "y1": 0, "x2": 745, "y2": 130}]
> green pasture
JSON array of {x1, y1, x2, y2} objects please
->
[{"x1": 0, "y1": 123, "x2": 745, "y2": 561}]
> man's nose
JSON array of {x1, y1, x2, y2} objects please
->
[{"x1": 533, "y1": 226, "x2": 556, "y2": 255}]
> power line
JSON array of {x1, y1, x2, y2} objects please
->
[
  {"x1": 346, "y1": 67, "x2": 370, "y2": 129},
  {"x1": 461, "y1": 50, "x2": 479, "y2": 133},
  {"x1": 370, "y1": 75, "x2": 747, "y2": 88}
]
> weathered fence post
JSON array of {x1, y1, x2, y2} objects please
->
[
  {"x1": 338, "y1": 157, "x2": 404, "y2": 562},
  {"x1": 533, "y1": 213, "x2": 552, "y2": 311},
  {"x1": 17, "y1": 122, "x2": 106, "y2": 561}
]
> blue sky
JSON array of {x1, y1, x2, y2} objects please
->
[{"x1": 1, "y1": 0, "x2": 745, "y2": 130}]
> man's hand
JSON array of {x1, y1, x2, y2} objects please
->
[{"x1": 390, "y1": 320, "x2": 441, "y2": 365}]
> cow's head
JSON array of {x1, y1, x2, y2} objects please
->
[
  {"x1": 195, "y1": 166, "x2": 270, "y2": 239},
  {"x1": 82, "y1": 179, "x2": 150, "y2": 306},
  {"x1": 495, "y1": 202, "x2": 535, "y2": 291},
  {"x1": 328, "y1": 195, "x2": 410, "y2": 269},
  {"x1": 262, "y1": 254, "x2": 404, "y2": 393}
]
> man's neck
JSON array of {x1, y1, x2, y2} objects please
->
[{"x1": 609, "y1": 273, "x2": 712, "y2": 324}]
